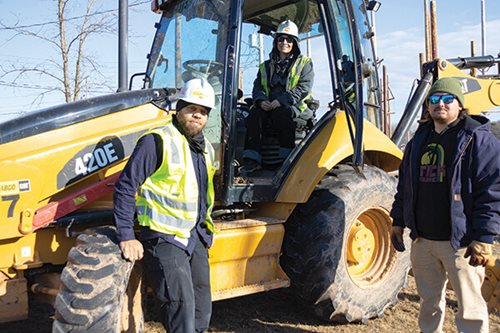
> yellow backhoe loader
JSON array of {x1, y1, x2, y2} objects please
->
[{"x1": 0, "y1": 0, "x2": 498, "y2": 331}]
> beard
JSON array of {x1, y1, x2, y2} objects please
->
[
  {"x1": 430, "y1": 108, "x2": 454, "y2": 124},
  {"x1": 177, "y1": 117, "x2": 204, "y2": 137},
  {"x1": 430, "y1": 110, "x2": 447, "y2": 122}
]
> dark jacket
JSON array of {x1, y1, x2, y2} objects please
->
[
  {"x1": 390, "y1": 115, "x2": 500, "y2": 249},
  {"x1": 113, "y1": 118, "x2": 212, "y2": 254},
  {"x1": 252, "y1": 54, "x2": 314, "y2": 111}
]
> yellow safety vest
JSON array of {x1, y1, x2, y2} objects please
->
[
  {"x1": 259, "y1": 55, "x2": 312, "y2": 112},
  {"x1": 136, "y1": 120, "x2": 216, "y2": 239}
]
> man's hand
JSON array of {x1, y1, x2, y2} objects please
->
[
  {"x1": 120, "y1": 239, "x2": 144, "y2": 262},
  {"x1": 260, "y1": 100, "x2": 273, "y2": 111},
  {"x1": 270, "y1": 99, "x2": 281, "y2": 109},
  {"x1": 464, "y1": 240, "x2": 493, "y2": 267},
  {"x1": 390, "y1": 226, "x2": 406, "y2": 252}
]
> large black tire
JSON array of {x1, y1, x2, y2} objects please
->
[
  {"x1": 53, "y1": 226, "x2": 143, "y2": 333},
  {"x1": 280, "y1": 164, "x2": 411, "y2": 323}
]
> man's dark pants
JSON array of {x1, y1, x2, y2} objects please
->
[{"x1": 143, "y1": 236, "x2": 211, "y2": 333}]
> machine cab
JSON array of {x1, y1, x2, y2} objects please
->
[{"x1": 146, "y1": 0, "x2": 383, "y2": 204}]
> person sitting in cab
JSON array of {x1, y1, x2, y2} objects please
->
[{"x1": 239, "y1": 19, "x2": 314, "y2": 175}]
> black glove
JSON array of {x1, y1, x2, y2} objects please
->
[{"x1": 390, "y1": 226, "x2": 406, "y2": 252}]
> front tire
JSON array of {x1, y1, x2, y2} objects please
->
[
  {"x1": 281, "y1": 165, "x2": 411, "y2": 323},
  {"x1": 53, "y1": 226, "x2": 144, "y2": 333}
]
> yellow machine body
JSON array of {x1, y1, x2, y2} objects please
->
[
  {"x1": 436, "y1": 59, "x2": 500, "y2": 115},
  {"x1": 277, "y1": 111, "x2": 402, "y2": 203}
]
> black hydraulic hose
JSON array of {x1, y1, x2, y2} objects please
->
[
  {"x1": 210, "y1": 208, "x2": 255, "y2": 218},
  {"x1": 447, "y1": 55, "x2": 500, "y2": 70},
  {"x1": 52, "y1": 210, "x2": 114, "y2": 237},
  {"x1": 391, "y1": 72, "x2": 434, "y2": 147}
]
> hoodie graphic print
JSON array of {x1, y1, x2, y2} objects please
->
[
  {"x1": 419, "y1": 143, "x2": 446, "y2": 183},
  {"x1": 415, "y1": 122, "x2": 462, "y2": 240}
]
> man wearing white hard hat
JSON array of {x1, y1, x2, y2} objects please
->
[
  {"x1": 240, "y1": 19, "x2": 314, "y2": 175},
  {"x1": 114, "y1": 78, "x2": 217, "y2": 332}
]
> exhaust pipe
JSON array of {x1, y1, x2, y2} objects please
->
[{"x1": 118, "y1": 0, "x2": 128, "y2": 92}]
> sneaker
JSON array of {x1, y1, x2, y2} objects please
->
[{"x1": 239, "y1": 158, "x2": 262, "y2": 176}]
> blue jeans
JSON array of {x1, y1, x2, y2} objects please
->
[{"x1": 143, "y1": 235, "x2": 211, "y2": 333}]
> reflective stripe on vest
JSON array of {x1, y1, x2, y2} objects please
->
[
  {"x1": 136, "y1": 120, "x2": 216, "y2": 239},
  {"x1": 140, "y1": 188, "x2": 198, "y2": 212},
  {"x1": 259, "y1": 55, "x2": 311, "y2": 112}
]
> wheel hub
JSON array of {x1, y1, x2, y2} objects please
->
[
  {"x1": 347, "y1": 220, "x2": 376, "y2": 268},
  {"x1": 346, "y1": 208, "x2": 394, "y2": 287}
]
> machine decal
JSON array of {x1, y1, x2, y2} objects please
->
[
  {"x1": 0, "y1": 179, "x2": 31, "y2": 195},
  {"x1": 74, "y1": 142, "x2": 119, "y2": 176},
  {"x1": 21, "y1": 246, "x2": 32, "y2": 258},
  {"x1": 2, "y1": 194, "x2": 19, "y2": 218},
  {"x1": 73, "y1": 194, "x2": 88, "y2": 206},
  {"x1": 456, "y1": 77, "x2": 481, "y2": 95},
  {"x1": 57, "y1": 131, "x2": 146, "y2": 189}
]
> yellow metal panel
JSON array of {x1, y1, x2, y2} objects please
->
[
  {"x1": 437, "y1": 59, "x2": 500, "y2": 115},
  {"x1": 209, "y1": 223, "x2": 287, "y2": 295},
  {"x1": 0, "y1": 275, "x2": 28, "y2": 323},
  {"x1": 0, "y1": 104, "x2": 170, "y2": 241},
  {"x1": 276, "y1": 111, "x2": 402, "y2": 203},
  {"x1": 211, "y1": 277, "x2": 289, "y2": 301},
  {"x1": 482, "y1": 258, "x2": 500, "y2": 312},
  {"x1": 0, "y1": 225, "x2": 78, "y2": 270},
  {"x1": 254, "y1": 202, "x2": 297, "y2": 220}
]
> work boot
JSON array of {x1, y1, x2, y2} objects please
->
[{"x1": 239, "y1": 158, "x2": 262, "y2": 176}]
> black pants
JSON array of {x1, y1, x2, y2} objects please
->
[
  {"x1": 143, "y1": 236, "x2": 211, "y2": 333},
  {"x1": 244, "y1": 106, "x2": 295, "y2": 152}
]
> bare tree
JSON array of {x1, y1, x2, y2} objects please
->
[{"x1": 0, "y1": 0, "x2": 116, "y2": 104}]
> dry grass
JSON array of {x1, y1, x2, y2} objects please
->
[{"x1": 141, "y1": 274, "x2": 500, "y2": 333}]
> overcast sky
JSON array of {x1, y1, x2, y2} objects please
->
[{"x1": 0, "y1": 0, "x2": 499, "y2": 124}]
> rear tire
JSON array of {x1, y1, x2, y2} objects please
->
[
  {"x1": 52, "y1": 226, "x2": 144, "y2": 333},
  {"x1": 280, "y1": 165, "x2": 411, "y2": 323}
]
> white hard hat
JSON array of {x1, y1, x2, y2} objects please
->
[
  {"x1": 275, "y1": 20, "x2": 299, "y2": 39},
  {"x1": 178, "y1": 78, "x2": 215, "y2": 110}
]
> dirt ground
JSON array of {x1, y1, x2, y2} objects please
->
[
  {"x1": 1, "y1": 246, "x2": 498, "y2": 332},
  {"x1": 1, "y1": 273, "x2": 498, "y2": 333}
]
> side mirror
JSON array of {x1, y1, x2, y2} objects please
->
[{"x1": 366, "y1": 1, "x2": 381, "y2": 12}]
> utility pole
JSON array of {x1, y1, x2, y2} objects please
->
[
  {"x1": 480, "y1": 0, "x2": 487, "y2": 75},
  {"x1": 424, "y1": 0, "x2": 431, "y2": 61},
  {"x1": 430, "y1": 0, "x2": 438, "y2": 59},
  {"x1": 481, "y1": 0, "x2": 486, "y2": 57}
]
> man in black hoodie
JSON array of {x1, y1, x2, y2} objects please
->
[
  {"x1": 390, "y1": 78, "x2": 500, "y2": 333},
  {"x1": 240, "y1": 19, "x2": 314, "y2": 175}
]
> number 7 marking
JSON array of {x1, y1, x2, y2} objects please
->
[{"x1": 2, "y1": 195, "x2": 19, "y2": 218}]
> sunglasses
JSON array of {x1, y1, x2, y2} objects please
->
[
  {"x1": 428, "y1": 94, "x2": 456, "y2": 105},
  {"x1": 277, "y1": 36, "x2": 294, "y2": 44}
]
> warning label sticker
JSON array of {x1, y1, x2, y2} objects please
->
[{"x1": 0, "y1": 180, "x2": 31, "y2": 195}]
